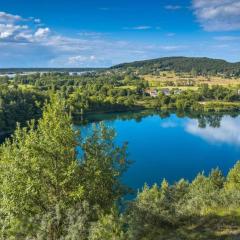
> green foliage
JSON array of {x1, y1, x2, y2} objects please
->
[
  {"x1": 0, "y1": 95, "x2": 129, "y2": 239},
  {"x1": 0, "y1": 96, "x2": 83, "y2": 238},
  {"x1": 0, "y1": 64, "x2": 240, "y2": 139},
  {"x1": 36, "y1": 202, "x2": 91, "y2": 240},
  {"x1": 80, "y1": 123, "x2": 130, "y2": 210},
  {"x1": 0, "y1": 94, "x2": 239, "y2": 239},
  {"x1": 226, "y1": 161, "x2": 240, "y2": 191},
  {"x1": 89, "y1": 208, "x2": 126, "y2": 240},
  {"x1": 0, "y1": 67, "x2": 240, "y2": 239},
  {"x1": 113, "y1": 57, "x2": 240, "y2": 76},
  {"x1": 0, "y1": 87, "x2": 45, "y2": 134},
  {"x1": 126, "y1": 167, "x2": 240, "y2": 240}
]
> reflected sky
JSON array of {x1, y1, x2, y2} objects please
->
[
  {"x1": 185, "y1": 116, "x2": 240, "y2": 146},
  {"x1": 78, "y1": 112, "x2": 240, "y2": 190},
  {"x1": 160, "y1": 115, "x2": 240, "y2": 146}
]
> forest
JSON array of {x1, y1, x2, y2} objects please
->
[
  {"x1": 0, "y1": 58, "x2": 240, "y2": 239},
  {"x1": 113, "y1": 57, "x2": 240, "y2": 76},
  {"x1": 1, "y1": 61, "x2": 240, "y2": 137},
  {"x1": 0, "y1": 96, "x2": 239, "y2": 239},
  {"x1": 1, "y1": 0, "x2": 240, "y2": 237}
]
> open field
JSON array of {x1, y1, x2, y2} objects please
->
[{"x1": 143, "y1": 71, "x2": 240, "y2": 90}]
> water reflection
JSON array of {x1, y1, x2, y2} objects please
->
[
  {"x1": 79, "y1": 110, "x2": 240, "y2": 188},
  {"x1": 81, "y1": 110, "x2": 239, "y2": 128},
  {"x1": 161, "y1": 121, "x2": 178, "y2": 128},
  {"x1": 81, "y1": 110, "x2": 240, "y2": 146},
  {"x1": 186, "y1": 116, "x2": 240, "y2": 146}
]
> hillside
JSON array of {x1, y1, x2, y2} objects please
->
[{"x1": 112, "y1": 57, "x2": 240, "y2": 76}]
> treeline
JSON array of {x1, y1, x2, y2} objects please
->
[
  {"x1": 85, "y1": 110, "x2": 235, "y2": 130},
  {"x1": 0, "y1": 72, "x2": 148, "y2": 135},
  {"x1": 112, "y1": 57, "x2": 240, "y2": 76},
  {"x1": 0, "y1": 97, "x2": 239, "y2": 239},
  {"x1": 152, "y1": 84, "x2": 240, "y2": 112},
  {"x1": 0, "y1": 71, "x2": 240, "y2": 137}
]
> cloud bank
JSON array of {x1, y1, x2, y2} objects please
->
[
  {"x1": 193, "y1": 0, "x2": 240, "y2": 31},
  {"x1": 0, "y1": 7, "x2": 240, "y2": 67},
  {"x1": 0, "y1": 11, "x2": 190, "y2": 67}
]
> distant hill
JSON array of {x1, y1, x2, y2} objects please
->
[{"x1": 112, "y1": 57, "x2": 240, "y2": 76}]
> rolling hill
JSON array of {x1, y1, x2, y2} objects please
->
[{"x1": 112, "y1": 57, "x2": 240, "y2": 76}]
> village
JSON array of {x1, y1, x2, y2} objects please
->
[{"x1": 146, "y1": 88, "x2": 182, "y2": 97}]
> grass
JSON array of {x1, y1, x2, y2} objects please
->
[
  {"x1": 115, "y1": 85, "x2": 137, "y2": 90},
  {"x1": 143, "y1": 72, "x2": 240, "y2": 90},
  {"x1": 140, "y1": 211, "x2": 240, "y2": 240}
]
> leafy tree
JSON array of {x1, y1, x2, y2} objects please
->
[
  {"x1": 89, "y1": 208, "x2": 126, "y2": 240},
  {"x1": 225, "y1": 161, "x2": 240, "y2": 191},
  {"x1": 0, "y1": 96, "x2": 84, "y2": 238},
  {"x1": 0, "y1": 96, "x2": 130, "y2": 239},
  {"x1": 80, "y1": 123, "x2": 130, "y2": 210}
]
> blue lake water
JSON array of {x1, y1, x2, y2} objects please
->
[{"x1": 78, "y1": 111, "x2": 240, "y2": 191}]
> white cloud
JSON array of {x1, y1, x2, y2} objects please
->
[
  {"x1": 1, "y1": 10, "x2": 239, "y2": 67},
  {"x1": 0, "y1": 12, "x2": 47, "y2": 43},
  {"x1": 68, "y1": 55, "x2": 96, "y2": 64},
  {"x1": 133, "y1": 26, "x2": 152, "y2": 30},
  {"x1": 193, "y1": 0, "x2": 240, "y2": 31},
  {"x1": 166, "y1": 33, "x2": 176, "y2": 37},
  {"x1": 78, "y1": 31, "x2": 104, "y2": 39},
  {"x1": 0, "y1": 23, "x2": 29, "y2": 40},
  {"x1": 214, "y1": 35, "x2": 240, "y2": 41},
  {"x1": 34, "y1": 27, "x2": 50, "y2": 38},
  {"x1": 159, "y1": 45, "x2": 186, "y2": 51},
  {"x1": 123, "y1": 26, "x2": 152, "y2": 30},
  {"x1": 165, "y1": 5, "x2": 182, "y2": 10},
  {"x1": 0, "y1": 12, "x2": 23, "y2": 23},
  {"x1": 0, "y1": 24, "x2": 50, "y2": 43},
  {"x1": 34, "y1": 18, "x2": 41, "y2": 24}
]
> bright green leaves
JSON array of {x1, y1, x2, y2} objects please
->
[
  {"x1": 0, "y1": 95, "x2": 130, "y2": 239},
  {"x1": 80, "y1": 123, "x2": 130, "y2": 210},
  {"x1": 226, "y1": 161, "x2": 240, "y2": 191}
]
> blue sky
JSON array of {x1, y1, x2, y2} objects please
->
[{"x1": 0, "y1": 0, "x2": 240, "y2": 67}]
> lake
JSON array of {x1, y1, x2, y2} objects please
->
[{"x1": 78, "y1": 111, "x2": 240, "y2": 191}]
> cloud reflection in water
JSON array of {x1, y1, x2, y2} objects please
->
[{"x1": 185, "y1": 116, "x2": 240, "y2": 145}]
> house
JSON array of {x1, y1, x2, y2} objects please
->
[
  {"x1": 146, "y1": 89, "x2": 158, "y2": 97},
  {"x1": 161, "y1": 88, "x2": 170, "y2": 96}
]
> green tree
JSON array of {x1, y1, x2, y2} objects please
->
[
  {"x1": 0, "y1": 96, "x2": 130, "y2": 239},
  {"x1": 225, "y1": 161, "x2": 240, "y2": 191},
  {"x1": 0, "y1": 96, "x2": 84, "y2": 239},
  {"x1": 80, "y1": 123, "x2": 130, "y2": 210},
  {"x1": 89, "y1": 208, "x2": 126, "y2": 240}
]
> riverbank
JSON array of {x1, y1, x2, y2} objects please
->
[{"x1": 75, "y1": 99, "x2": 240, "y2": 120}]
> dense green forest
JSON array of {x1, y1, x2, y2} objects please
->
[
  {"x1": 112, "y1": 57, "x2": 240, "y2": 76},
  {"x1": 0, "y1": 58, "x2": 240, "y2": 238},
  {"x1": 0, "y1": 87, "x2": 45, "y2": 134},
  {"x1": 0, "y1": 96, "x2": 239, "y2": 239}
]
